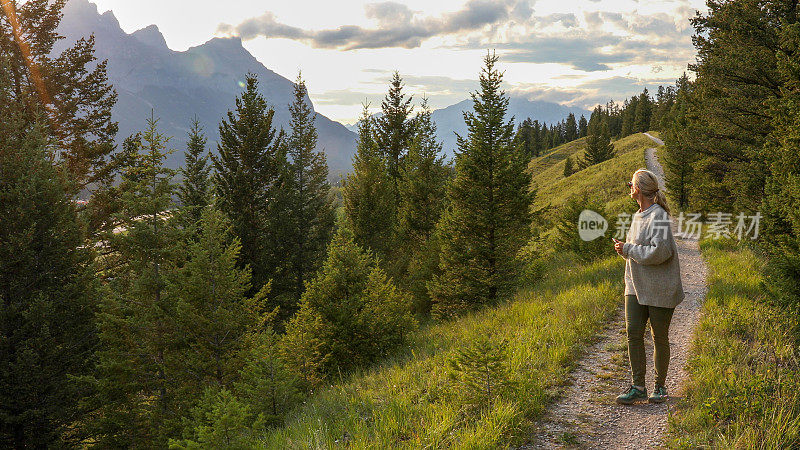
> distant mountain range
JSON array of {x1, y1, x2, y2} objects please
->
[
  {"x1": 56, "y1": 0, "x2": 357, "y2": 178},
  {"x1": 57, "y1": 0, "x2": 589, "y2": 176},
  {"x1": 346, "y1": 98, "x2": 590, "y2": 160}
]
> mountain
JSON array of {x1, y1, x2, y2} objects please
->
[
  {"x1": 431, "y1": 97, "x2": 591, "y2": 158},
  {"x1": 55, "y1": 0, "x2": 357, "y2": 178}
]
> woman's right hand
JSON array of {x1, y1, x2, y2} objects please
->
[{"x1": 613, "y1": 238, "x2": 625, "y2": 256}]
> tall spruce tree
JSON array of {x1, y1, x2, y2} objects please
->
[
  {"x1": 178, "y1": 117, "x2": 211, "y2": 231},
  {"x1": 0, "y1": 0, "x2": 117, "y2": 194},
  {"x1": 580, "y1": 123, "x2": 616, "y2": 169},
  {"x1": 662, "y1": 75, "x2": 696, "y2": 210},
  {"x1": 343, "y1": 104, "x2": 396, "y2": 259},
  {"x1": 169, "y1": 207, "x2": 268, "y2": 400},
  {"x1": 396, "y1": 99, "x2": 450, "y2": 314},
  {"x1": 634, "y1": 88, "x2": 652, "y2": 133},
  {"x1": 93, "y1": 114, "x2": 183, "y2": 447},
  {"x1": 0, "y1": 119, "x2": 97, "y2": 447},
  {"x1": 283, "y1": 73, "x2": 335, "y2": 309},
  {"x1": 578, "y1": 115, "x2": 588, "y2": 137},
  {"x1": 374, "y1": 71, "x2": 415, "y2": 197},
  {"x1": 428, "y1": 52, "x2": 534, "y2": 318},
  {"x1": 761, "y1": 21, "x2": 800, "y2": 306},
  {"x1": 565, "y1": 113, "x2": 578, "y2": 142},
  {"x1": 212, "y1": 74, "x2": 287, "y2": 299}
]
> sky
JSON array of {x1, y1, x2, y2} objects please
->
[{"x1": 89, "y1": 0, "x2": 708, "y2": 124}]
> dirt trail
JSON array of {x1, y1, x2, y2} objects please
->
[{"x1": 519, "y1": 133, "x2": 708, "y2": 449}]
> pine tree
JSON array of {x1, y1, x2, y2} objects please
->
[
  {"x1": 235, "y1": 330, "x2": 300, "y2": 426},
  {"x1": 374, "y1": 71, "x2": 414, "y2": 196},
  {"x1": 396, "y1": 99, "x2": 450, "y2": 314},
  {"x1": 565, "y1": 113, "x2": 578, "y2": 141},
  {"x1": 0, "y1": 119, "x2": 97, "y2": 447},
  {"x1": 447, "y1": 336, "x2": 514, "y2": 413},
  {"x1": 212, "y1": 74, "x2": 287, "y2": 299},
  {"x1": 578, "y1": 115, "x2": 588, "y2": 137},
  {"x1": 170, "y1": 207, "x2": 267, "y2": 395},
  {"x1": 514, "y1": 118, "x2": 534, "y2": 158},
  {"x1": 0, "y1": 0, "x2": 117, "y2": 194},
  {"x1": 93, "y1": 114, "x2": 183, "y2": 447},
  {"x1": 662, "y1": 76, "x2": 696, "y2": 209},
  {"x1": 178, "y1": 117, "x2": 211, "y2": 232},
  {"x1": 563, "y1": 155, "x2": 574, "y2": 177},
  {"x1": 634, "y1": 88, "x2": 652, "y2": 132},
  {"x1": 342, "y1": 105, "x2": 395, "y2": 259},
  {"x1": 428, "y1": 52, "x2": 534, "y2": 318},
  {"x1": 281, "y1": 226, "x2": 416, "y2": 384},
  {"x1": 580, "y1": 123, "x2": 616, "y2": 169},
  {"x1": 282, "y1": 74, "x2": 335, "y2": 310}
]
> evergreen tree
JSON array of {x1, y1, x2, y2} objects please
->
[
  {"x1": 760, "y1": 21, "x2": 800, "y2": 306},
  {"x1": 428, "y1": 52, "x2": 534, "y2": 318},
  {"x1": 92, "y1": 114, "x2": 182, "y2": 447},
  {"x1": 514, "y1": 118, "x2": 534, "y2": 158},
  {"x1": 235, "y1": 329, "x2": 300, "y2": 427},
  {"x1": 281, "y1": 226, "x2": 416, "y2": 385},
  {"x1": 342, "y1": 105, "x2": 395, "y2": 259},
  {"x1": 374, "y1": 71, "x2": 414, "y2": 197},
  {"x1": 662, "y1": 75, "x2": 696, "y2": 210},
  {"x1": 578, "y1": 115, "x2": 588, "y2": 137},
  {"x1": 282, "y1": 74, "x2": 335, "y2": 309},
  {"x1": 580, "y1": 123, "x2": 616, "y2": 169},
  {"x1": 178, "y1": 117, "x2": 211, "y2": 232},
  {"x1": 565, "y1": 113, "x2": 578, "y2": 141},
  {"x1": 396, "y1": 99, "x2": 450, "y2": 314},
  {"x1": 0, "y1": 0, "x2": 117, "y2": 194},
  {"x1": 531, "y1": 119, "x2": 543, "y2": 156},
  {"x1": 634, "y1": 88, "x2": 652, "y2": 132},
  {"x1": 212, "y1": 74, "x2": 287, "y2": 299},
  {"x1": 563, "y1": 155, "x2": 574, "y2": 177},
  {"x1": 170, "y1": 207, "x2": 267, "y2": 396},
  {"x1": 0, "y1": 119, "x2": 97, "y2": 447}
]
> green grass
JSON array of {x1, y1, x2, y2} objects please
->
[
  {"x1": 531, "y1": 133, "x2": 653, "y2": 215},
  {"x1": 668, "y1": 238, "x2": 800, "y2": 449},
  {"x1": 528, "y1": 138, "x2": 589, "y2": 178},
  {"x1": 255, "y1": 132, "x2": 654, "y2": 448},
  {"x1": 260, "y1": 252, "x2": 625, "y2": 448}
]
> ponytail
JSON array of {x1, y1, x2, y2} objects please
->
[
  {"x1": 653, "y1": 189, "x2": 671, "y2": 217},
  {"x1": 632, "y1": 168, "x2": 671, "y2": 216}
]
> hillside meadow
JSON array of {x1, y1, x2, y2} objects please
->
[{"x1": 254, "y1": 133, "x2": 655, "y2": 448}]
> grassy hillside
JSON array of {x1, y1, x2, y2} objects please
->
[
  {"x1": 257, "y1": 133, "x2": 658, "y2": 448},
  {"x1": 668, "y1": 238, "x2": 800, "y2": 448},
  {"x1": 530, "y1": 133, "x2": 653, "y2": 212},
  {"x1": 528, "y1": 138, "x2": 588, "y2": 178},
  {"x1": 262, "y1": 253, "x2": 623, "y2": 448}
]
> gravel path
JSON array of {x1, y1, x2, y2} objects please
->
[{"x1": 518, "y1": 133, "x2": 708, "y2": 449}]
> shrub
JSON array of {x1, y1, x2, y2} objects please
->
[
  {"x1": 281, "y1": 227, "x2": 417, "y2": 385},
  {"x1": 552, "y1": 195, "x2": 614, "y2": 262}
]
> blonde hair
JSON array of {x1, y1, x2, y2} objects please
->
[{"x1": 632, "y1": 168, "x2": 671, "y2": 216}]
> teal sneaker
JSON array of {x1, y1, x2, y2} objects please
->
[
  {"x1": 616, "y1": 385, "x2": 647, "y2": 405},
  {"x1": 649, "y1": 385, "x2": 668, "y2": 403}
]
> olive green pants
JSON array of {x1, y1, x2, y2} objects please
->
[{"x1": 625, "y1": 294, "x2": 675, "y2": 387}]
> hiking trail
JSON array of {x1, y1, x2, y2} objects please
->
[{"x1": 519, "y1": 133, "x2": 708, "y2": 449}]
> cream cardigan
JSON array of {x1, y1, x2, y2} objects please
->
[{"x1": 621, "y1": 203, "x2": 684, "y2": 308}]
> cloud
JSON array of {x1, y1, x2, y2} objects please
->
[
  {"x1": 511, "y1": 75, "x2": 681, "y2": 109},
  {"x1": 218, "y1": 0, "x2": 534, "y2": 50}
]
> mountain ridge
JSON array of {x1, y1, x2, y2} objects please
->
[{"x1": 57, "y1": 0, "x2": 357, "y2": 177}]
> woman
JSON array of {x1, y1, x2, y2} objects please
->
[{"x1": 612, "y1": 168, "x2": 684, "y2": 404}]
